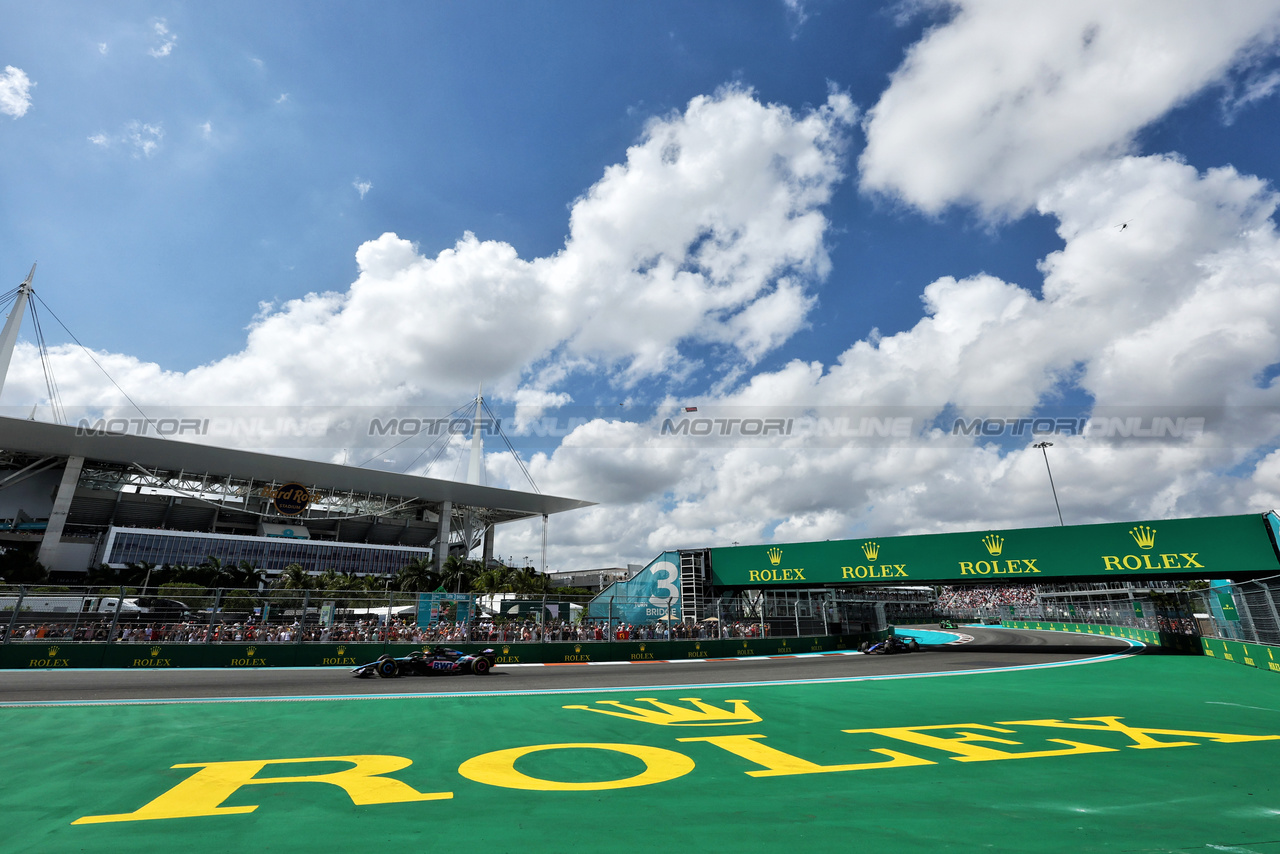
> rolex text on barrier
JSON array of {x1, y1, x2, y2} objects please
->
[{"x1": 709, "y1": 513, "x2": 1280, "y2": 586}]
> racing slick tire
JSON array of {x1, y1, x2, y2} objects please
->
[
  {"x1": 377, "y1": 658, "x2": 400, "y2": 678},
  {"x1": 859, "y1": 641, "x2": 870, "y2": 652},
  {"x1": 472, "y1": 657, "x2": 491, "y2": 675},
  {"x1": 908, "y1": 639, "x2": 920, "y2": 651}
]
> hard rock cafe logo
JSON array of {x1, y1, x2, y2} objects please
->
[
  {"x1": 861, "y1": 542, "x2": 879, "y2": 561},
  {"x1": 563, "y1": 697, "x2": 761, "y2": 726},
  {"x1": 767, "y1": 547, "x2": 783, "y2": 566},
  {"x1": 268, "y1": 482, "x2": 311, "y2": 517},
  {"x1": 982, "y1": 535, "x2": 1004, "y2": 556}
]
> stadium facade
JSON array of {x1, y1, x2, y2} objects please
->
[{"x1": 0, "y1": 416, "x2": 593, "y2": 579}]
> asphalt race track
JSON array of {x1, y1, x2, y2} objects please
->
[{"x1": 0, "y1": 626, "x2": 1135, "y2": 704}]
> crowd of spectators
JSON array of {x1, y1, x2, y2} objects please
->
[
  {"x1": 936, "y1": 585, "x2": 1039, "y2": 612},
  {"x1": 4, "y1": 616, "x2": 774, "y2": 644}
]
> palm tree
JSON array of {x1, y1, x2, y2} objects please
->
[
  {"x1": 395, "y1": 557, "x2": 442, "y2": 593},
  {"x1": 470, "y1": 565, "x2": 511, "y2": 595},
  {"x1": 277, "y1": 563, "x2": 313, "y2": 590},
  {"x1": 234, "y1": 560, "x2": 267, "y2": 590},
  {"x1": 441, "y1": 554, "x2": 478, "y2": 594}
]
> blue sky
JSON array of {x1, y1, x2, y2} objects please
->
[{"x1": 3, "y1": 1, "x2": 1280, "y2": 569}]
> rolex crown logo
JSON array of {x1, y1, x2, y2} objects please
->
[
  {"x1": 1130, "y1": 525, "x2": 1157, "y2": 550},
  {"x1": 502, "y1": 646, "x2": 510, "y2": 654},
  {"x1": 861, "y1": 541, "x2": 880, "y2": 561},
  {"x1": 150, "y1": 647, "x2": 161, "y2": 656},
  {"x1": 336, "y1": 645, "x2": 346, "y2": 654},
  {"x1": 574, "y1": 644, "x2": 582, "y2": 653},
  {"x1": 47, "y1": 646, "x2": 59, "y2": 657},
  {"x1": 982, "y1": 535, "x2": 1004, "y2": 556},
  {"x1": 767, "y1": 547, "x2": 783, "y2": 566},
  {"x1": 562, "y1": 697, "x2": 762, "y2": 726},
  {"x1": 639, "y1": 643, "x2": 646, "y2": 651},
  {"x1": 246, "y1": 646, "x2": 256, "y2": 656}
]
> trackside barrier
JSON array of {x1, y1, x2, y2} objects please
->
[
  {"x1": 0, "y1": 630, "x2": 891, "y2": 669},
  {"x1": 1200, "y1": 637, "x2": 1280, "y2": 674},
  {"x1": 1000, "y1": 620, "x2": 1202, "y2": 654}
]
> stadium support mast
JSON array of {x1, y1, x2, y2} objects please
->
[
  {"x1": 0, "y1": 263, "x2": 35, "y2": 399},
  {"x1": 466, "y1": 383, "x2": 484, "y2": 486}
]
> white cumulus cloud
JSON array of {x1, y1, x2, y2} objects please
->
[
  {"x1": 0, "y1": 66, "x2": 34, "y2": 118},
  {"x1": 859, "y1": 0, "x2": 1280, "y2": 218},
  {"x1": 3, "y1": 86, "x2": 854, "y2": 413},
  {"x1": 148, "y1": 20, "x2": 176, "y2": 58}
]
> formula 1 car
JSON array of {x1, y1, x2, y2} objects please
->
[
  {"x1": 858, "y1": 636, "x2": 919, "y2": 655},
  {"x1": 938, "y1": 618, "x2": 957, "y2": 629},
  {"x1": 351, "y1": 646, "x2": 496, "y2": 677}
]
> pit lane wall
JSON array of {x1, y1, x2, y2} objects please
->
[
  {"x1": 1000, "y1": 620, "x2": 1204, "y2": 654},
  {"x1": 0, "y1": 630, "x2": 890, "y2": 669}
]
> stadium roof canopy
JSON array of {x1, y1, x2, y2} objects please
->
[{"x1": 0, "y1": 416, "x2": 593, "y2": 569}]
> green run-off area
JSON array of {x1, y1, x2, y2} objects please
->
[{"x1": 5, "y1": 656, "x2": 1280, "y2": 853}]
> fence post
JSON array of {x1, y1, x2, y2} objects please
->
[
  {"x1": 108, "y1": 585, "x2": 125, "y2": 643},
  {"x1": 205, "y1": 588, "x2": 221, "y2": 644},
  {"x1": 297, "y1": 590, "x2": 309, "y2": 645},
  {"x1": 4, "y1": 585, "x2": 24, "y2": 644}
]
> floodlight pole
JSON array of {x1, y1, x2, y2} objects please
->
[{"x1": 1032, "y1": 441, "x2": 1064, "y2": 526}]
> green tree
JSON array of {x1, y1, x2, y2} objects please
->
[
  {"x1": 277, "y1": 563, "x2": 314, "y2": 590},
  {"x1": 441, "y1": 555, "x2": 479, "y2": 594},
  {"x1": 396, "y1": 557, "x2": 442, "y2": 593}
]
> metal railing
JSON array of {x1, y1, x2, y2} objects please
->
[
  {"x1": 1187, "y1": 575, "x2": 1280, "y2": 645},
  {"x1": 0, "y1": 583, "x2": 919, "y2": 644}
]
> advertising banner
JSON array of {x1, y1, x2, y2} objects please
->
[
  {"x1": 587, "y1": 551, "x2": 681, "y2": 625},
  {"x1": 417, "y1": 593, "x2": 474, "y2": 626},
  {"x1": 709, "y1": 513, "x2": 1280, "y2": 587}
]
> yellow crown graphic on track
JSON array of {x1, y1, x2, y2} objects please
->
[
  {"x1": 767, "y1": 547, "x2": 783, "y2": 566},
  {"x1": 562, "y1": 697, "x2": 761, "y2": 727},
  {"x1": 861, "y1": 541, "x2": 880, "y2": 561},
  {"x1": 982, "y1": 535, "x2": 1004, "y2": 556},
  {"x1": 1130, "y1": 525, "x2": 1157, "y2": 550}
]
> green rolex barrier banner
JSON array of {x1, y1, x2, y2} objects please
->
[{"x1": 709, "y1": 513, "x2": 1280, "y2": 586}]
